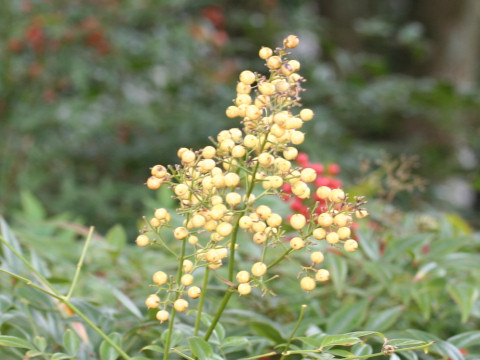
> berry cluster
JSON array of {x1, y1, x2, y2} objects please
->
[{"x1": 138, "y1": 35, "x2": 368, "y2": 321}]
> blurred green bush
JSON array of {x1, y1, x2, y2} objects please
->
[{"x1": 1, "y1": 0, "x2": 479, "y2": 232}]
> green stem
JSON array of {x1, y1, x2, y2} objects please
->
[
  {"x1": 163, "y1": 236, "x2": 188, "y2": 360},
  {"x1": 280, "y1": 304, "x2": 307, "y2": 360},
  {"x1": 283, "y1": 341, "x2": 435, "y2": 358},
  {"x1": 0, "y1": 268, "x2": 62, "y2": 300},
  {"x1": 268, "y1": 248, "x2": 294, "y2": 270},
  {"x1": 194, "y1": 267, "x2": 210, "y2": 336},
  {"x1": 204, "y1": 288, "x2": 234, "y2": 341},
  {"x1": 66, "y1": 226, "x2": 94, "y2": 300}
]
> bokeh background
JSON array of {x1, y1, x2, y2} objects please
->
[{"x1": 1, "y1": 0, "x2": 480, "y2": 234}]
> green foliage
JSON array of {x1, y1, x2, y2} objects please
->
[{"x1": 1, "y1": 192, "x2": 478, "y2": 359}]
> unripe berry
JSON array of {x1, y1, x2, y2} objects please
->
[
  {"x1": 291, "y1": 131, "x2": 305, "y2": 145},
  {"x1": 151, "y1": 165, "x2": 167, "y2": 178},
  {"x1": 239, "y1": 216, "x2": 252, "y2": 229},
  {"x1": 253, "y1": 232, "x2": 267, "y2": 244},
  {"x1": 316, "y1": 269, "x2": 330, "y2": 282},
  {"x1": 226, "y1": 192, "x2": 242, "y2": 206},
  {"x1": 266, "y1": 213, "x2": 282, "y2": 227},
  {"x1": 238, "y1": 283, "x2": 252, "y2": 295},
  {"x1": 182, "y1": 259, "x2": 194, "y2": 273},
  {"x1": 290, "y1": 214, "x2": 307, "y2": 230},
  {"x1": 255, "y1": 205, "x2": 272, "y2": 219},
  {"x1": 145, "y1": 294, "x2": 160, "y2": 309},
  {"x1": 181, "y1": 274, "x2": 194, "y2": 286},
  {"x1": 344, "y1": 239, "x2": 358, "y2": 252},
  {"x1": 251, "y1": 220, "x2": 267, "y2": 233},
  {"x1": 239, "y1": 70, "x2": 256, "y2": 85},
  {"x1": 188, "y1": 235, "x2": 198, "y2": 245},
  {"x1": 156, "y1": 309, "x2": 169, "y2": 322},
  {"x1": 154, "y1": 208, "x2": 169, "y2": 220},
  {"x1": 317, "y1": 213, "x2": 333, "y2": 227},
  {"x1": 188, "y1": 286, "x2": 201, "y2": 299},
  {"x1": 312, "y1": 228, "x2": 327, "y2": 240},
  {"x1": 334, "y1": 213, "x2": 349, "y2": 227},
  {"x1": 301, "y1": 168, "x2": 317, "y2": 183},
  {"x1": 326, "y1": 232, "x2": 339, "y2": 245},
  {"x1": 329, "y1": 189, "x2": 346, "y2": 203},
  {"x1": 224, "y1": 172, "x2": 240, "y2": 187},
  {"x1": 235, "y1": 94, "x2": 252, "y2": 106},
  {"x1": 236, "y1": 270, "x2": 251, "y2": 283},
  {"x1": 206, "y1": 249, "x2": 220, "y2": 263},
  {"x1": 356, "y1": 209, "x2": 369, "y2": 219},
  {"x1": 258, "y1": 82, "x2": 276, "y2": 96},
  {"x1": 310, "y1": 251, "x2": 324, "y2": 264},
  {"x1": 283, "y1": 147, "x2": 298, "y2": 160},
  {"x1": 174, "y1": 184, "x2": 189, "y2": 197},
  {"x1": 316, "y1": 186, "x2": 331, "y2": 200},
  {"x1": 246, "y1": 105, "x2": 262, "y2": 120},
  {"x1": 181, "y1": 150, "x2": 196, "y2": 164},
  {"x1": 136, "y1": 234, "x2": 150, "y2": 247},
  {"x1": 236, "y1": 82, "x2": 251, "y2": 94},
  {"x1": 288, "y1": 60, "x2": 301, "y2": 72},
  {"x1": 292, "y1": 181, "x2": 308, "y2": 197},
  {"x1": 299, "y1": 109, "x2": 314, "y2": 121},
  {"x1": 284, "y1": 35, "x2": 299, "y2": 48},
  {"x1": 300, "y1": 276, "x2": 316, "y2": 291},
  {"x1": 259, "y1": 46, "x2": 273, "y2": 59},
  {"x1": 251, "y1": 262, "x2": 267, "y2": 277},
  {"x1": 280, "y1": 63, "x2": 294, "y2": 76},
  {"x1": 153, "y1": 271, "x2": 168, "y2": 285},
  {"x1": 146, "y1": 176, "x2": 162, "y2": 190},
  {"x1": 177, "y1": 147, "x2": 188, "y2": 158},
  {"x1": 226, "y1": 106, "x2": 240, "y2": 118},
  {"x1": 244, "y1": 134, "x2": 259, "y2": 148},
  {"x1": 216, "y1": 222, "x2": 233, "y2": 237},
  {"x1": 208, "y1": 260, "x2": 223, "y2": 270},
  {"x1": 202, "y1": 146, "x2": 216, "y2": 159},
  {"x1": 290, "y1": 237, "x2": 305, "y2": 250},
  {"x1": 266, "y1": 56, "x2": 282, "y2": 69},
  {"x1": 258, "y1": 153, "x2": 274, "y2": 167},
  {"x1": 173, "y1": 299, "x2": 189, "y2": 312},
  {"x1": 173, "y1": 227, "x2": 188, "y2": 240},
  {"x1": 337, "y1": 227, "x2": 351, "y2": 240},
  {"x1": 231, "y1": 145, "x2": 246, "y2": 158}
]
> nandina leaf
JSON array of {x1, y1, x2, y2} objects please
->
[{"x1": 188, "y1": 336, "x2": 213, "y2": 360}]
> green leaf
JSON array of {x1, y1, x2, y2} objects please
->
[
  {"x1": 106, "y1": 224, "x2": 127, "y2": 255},
  {"x1": 199, "y1": 312, "x2": 225, "y2": 342},
  {"x1": 326, "y1": 349, "x2": 354, "y2": 357},
  {"x1": 447, "y1": 283, "x2": 479, "y2": 323},
  {"x1": 326, "y1": 299, "x2": 369, "y2": 334},
  {"x1": 448, "y1": 331, "x2": 480, "y2": 349},
  {"x1": 99, "y1": 332, "x2": 122, "y2": 360},
  {"x1": 108, "y1": 284, "x2": 142, "y2": 319},
  {"x1": 383, "y1": 234, "x2": 428, "y2": 262},
  {"x1": 220, "y1": 336, "x2": 249, "y2": 349},
  {"x1": 141, "y1": 345, "x2": 164, "y2": 353},
  {"x1": 51, "y1": 353, "x2": 73, "y2": 360},
  {"x1": 356, "y1": 229, "x2": 380, "y2": 261},
  {"x1": 403, "y1": 330, "x2": 462, "y2": 360},
  {"x1": 351, "y1": 343, "x2": 373, "y2": 356},
  {"x1": 319, "y1": 334, "x2": 361, "y2": 349},
  {"x1": 63, "y1": 329, "x2": 80, "y2": 356},
  {"x1": 345, "y1": 331, "x2": 386, "y2": 340},
  {"x1": 364, "y1": 306, "x2": 404, "y2": 332},
  {"x1": 250, "y1": 321, "x2": 285, "y2": 344},
  {"x1": 387, "y1": 339, "x2": 427, "y2": 347},
  {"x1": 326, "y1": 254, "x2": 347, "y2": 297},
  {"x1": 0, "y1": 217, "x2": 25, "y2": 272},
  {"x1": 34, "y1": 336, "x2": 47, "y2": 352},
  {"x1": 188, "y1": 336, "x2": 213, "y2": 360},
  {"x1": 0, "y1": 335, "x2": 35, "y2": 350},
  {"x1": 20, "y1": 190, "x2": 46, "y2": 221},
  {"x1": 411, "y1": 285, "x2": 433, "y2": 320}
]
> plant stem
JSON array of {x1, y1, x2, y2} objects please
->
[
  {"x1": 203, "y1": 287, "x2": 234, "y2": 341},
  {"x1": 163, "y1": 235, "x2": 188, "y2": 360},
  {"x1": 66, "y1": 226, "x2": 94, "y2": 300},
  {"x1": 268, "y1": 248, "x2": 294, "y2": 270},
  {"x1": 283, "y1": 341, "x2": 435, "y2": 358},
  {"x1": 280, "y1": 304, "x2": 307, "y2": 360},
  {"x1": 194, "y1": 267, "x2": 210, "y2": 336}
]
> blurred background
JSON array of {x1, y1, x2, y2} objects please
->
[{"x1": 1, "y1": 0, "x2": 479, "y2": 234}]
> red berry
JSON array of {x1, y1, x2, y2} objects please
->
[
  {"x1": 328, "y1": 178, "x2": 342, "y2": 189},
  {"x1": 328, "y1": 163, "x2": 340, "y2": 175},
  {"x1": 315, "y1": 176, "x2": 330, "y2": 187},
  {"x1": 310, "y1": 163, "x2": 324, "y2": 174},
  {"x1": 296, "y1": 152, "x2": 309, "y2": 166}
]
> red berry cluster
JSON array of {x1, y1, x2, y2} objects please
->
[{"x1": 282, "y1": 152, "x2": 343, "y2": 218}]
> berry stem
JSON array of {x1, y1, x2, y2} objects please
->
[
  {"x1": 163, "y1": 233, "x2": 188, "y2": 360},
  {"x1": 279, "y1": 304, "x2": 307, "y2": 360},
  {"x1": 193, "y1": 266, "x2": 210, "y2": 336},
  {"x1": 267, "y1": 248, "x2": 294, "y2": 270},
  {"x1": 203, "y1": 287, "x2": 234, "y2": 341},
  {"x1": 66, "y1": 226, "x2": 94, "y2": 300}
]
